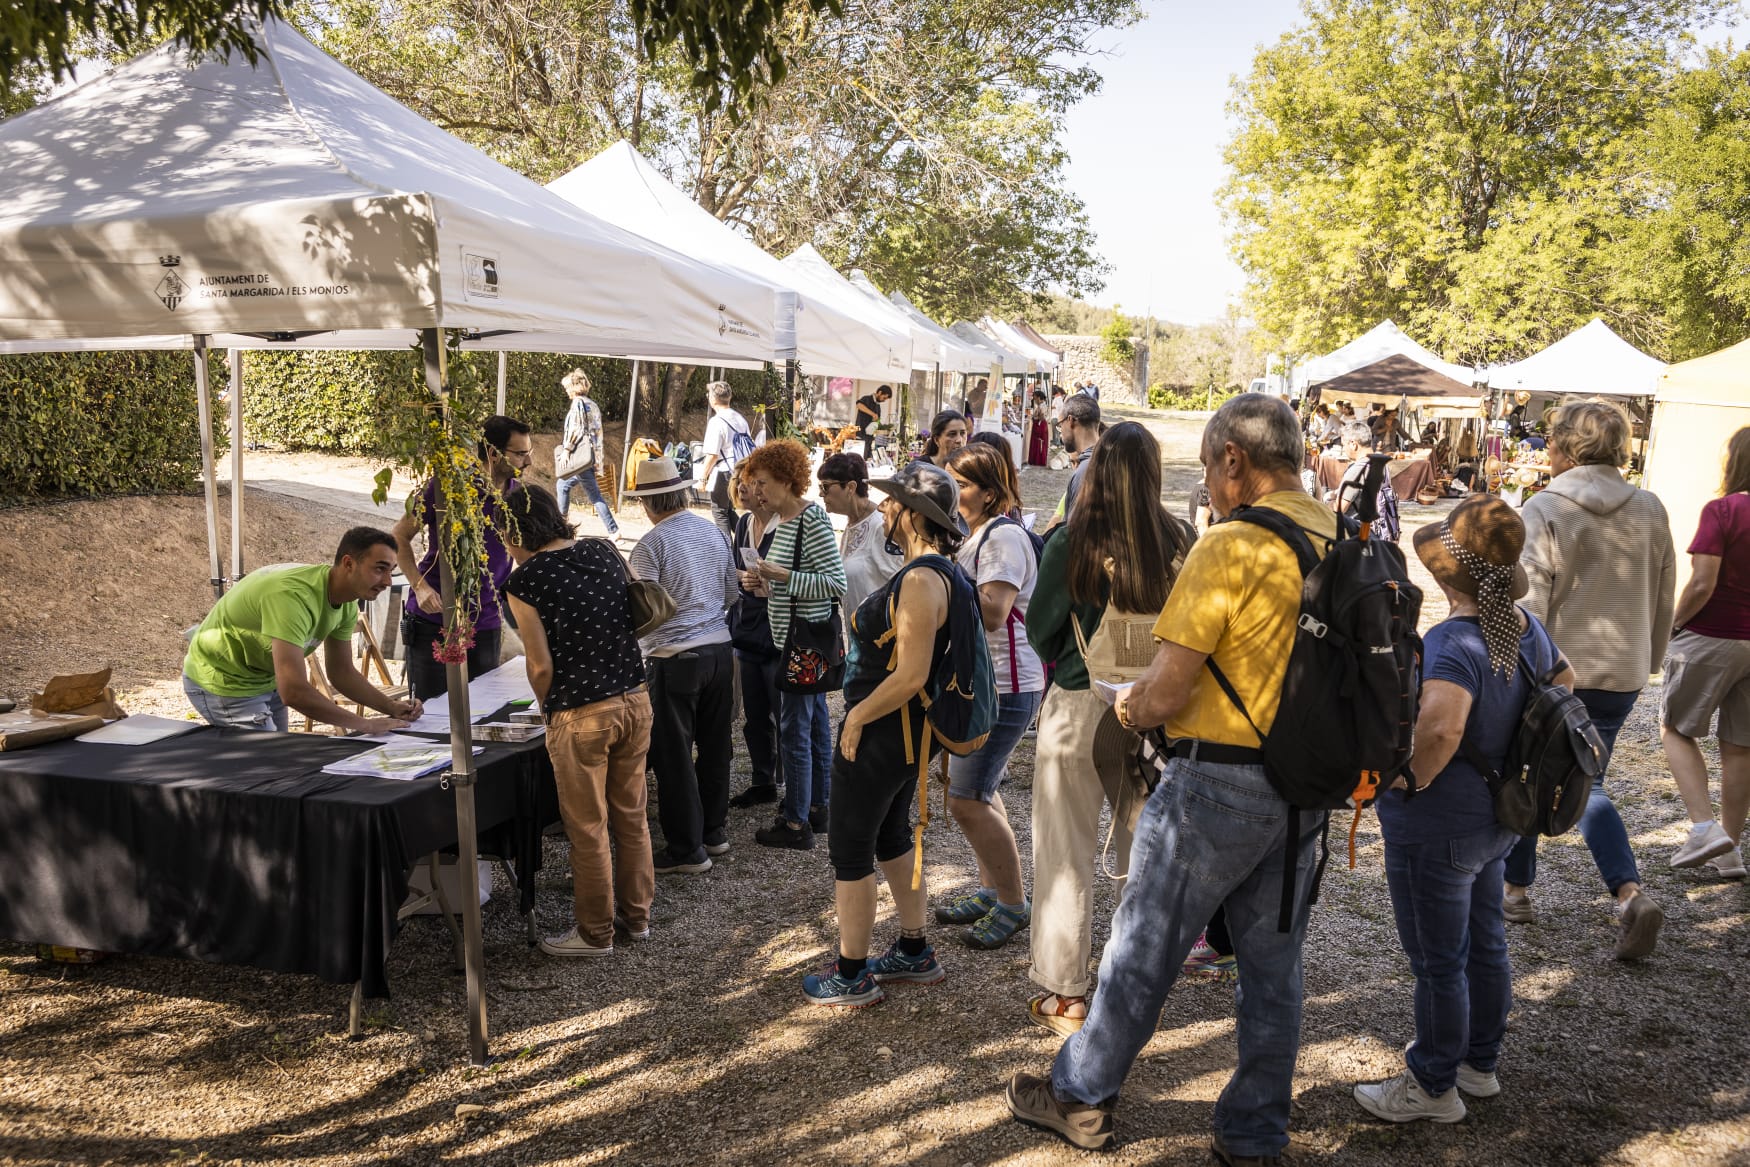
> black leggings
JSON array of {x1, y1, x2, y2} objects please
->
[{"x1": 827, "y1": 703, "x2": 942, "y2": 881}]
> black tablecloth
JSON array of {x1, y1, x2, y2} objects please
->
[{"x1": 0, "y1": 721, "x2": 557, "y2": 997}]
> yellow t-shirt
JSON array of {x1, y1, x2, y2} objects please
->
[{"x1": 1152, "y1": 490, "x2": 1339, "y2": 747}]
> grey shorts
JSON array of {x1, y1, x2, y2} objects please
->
[{"x1": 1662, "y1": 630, "x2": 1750, "y2": 746}]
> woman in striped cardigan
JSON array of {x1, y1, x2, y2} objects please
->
[{"x1": 745, "y1": 439, "x2": 848, "y2": 851}]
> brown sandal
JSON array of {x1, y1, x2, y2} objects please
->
[{"x1": 1028, "y1": 992, "x2": 1087, "y2": 1037}]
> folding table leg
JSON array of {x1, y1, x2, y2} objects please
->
[
  {"x1": 348, "y1": 982, "x2": 364, "y2": 1041},
  {"x1": 425, "y1": 853, "x2": 466, "y2": 971},
  {"x1": 494, "y1": 857, "x2": 537, "y2": 947}
]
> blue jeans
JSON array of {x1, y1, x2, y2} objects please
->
[
  {"x1": 182, "y1": 673, "x2": 287, "y2": 731},
  {"x1": 557, "y1": 469, "x2": 617, "y2": 535},
  {"x1": 1503, "y1": 688, "x2": 1641, "y2": 893},
  {"x1": 1384, "y1": 825, "x2": 1519, "y2": 1096},
  {"x1": 780, "y1": 690, "x2": 832, "y2": 826},
  {"x1": 947, "y1": 689, "x2": 1043, "y2": 801},
  {"x1": 1050, "y1": 758, "x2": 1324, "y2": 1158}
]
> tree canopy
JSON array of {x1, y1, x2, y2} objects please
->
[{"x1": 1222, "y1": 0, "x2": 1732, "y2": 364}]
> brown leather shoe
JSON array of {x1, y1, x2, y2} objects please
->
[
  {"x1": 1006, "y1": 1071, "x2": 1113, "y2": 1151},
  {"x1": 1615, "y1": 890, "x2": 1664, "y2": 961}
]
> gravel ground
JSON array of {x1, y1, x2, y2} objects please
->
[{"x1": 2, "y1": 412, "x2": 1747, "y2": 1166}]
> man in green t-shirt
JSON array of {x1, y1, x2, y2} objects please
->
[{"x1": 182, "y1": 527, "x2": 424, "y2": 733}]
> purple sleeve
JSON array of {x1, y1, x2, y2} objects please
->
[{"x1": 1689, "y1": 496, "x2": 1733, "y2": 557}]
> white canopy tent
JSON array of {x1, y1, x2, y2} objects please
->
[
  {"x1": 884, "y1": 291, "x2": 990, "y2": 375},
  {"x1": 548, "y1": 143, "x2": 908, "y2": 382},
  {"x1": 1645, "y1": 338, "x2": 1750, "y2": 593},
  {"x1": 951, "y1": 321, "x2": 1030, "y2": 375},
  {"x1": 979, "y1": 316, "x2": 1060, "y2": 375},
  {"x1": 1299, "y1": 320, "x2": 1476, "y2": 390},
  {"x1": 776, "y1": 244, "x2": 915, "y2": 380},
  {"x1": 1486, "y1": 318, "x2": 1666, "y2": 397},
  {"x1": 0, "y1": 16, "x2": 788, "y2": 1066}
]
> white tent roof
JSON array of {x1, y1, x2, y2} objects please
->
[
  {"x1": 0, "y1": 20, "x2": 776, "y2": 362},
  {"x1": 1486, "y1": 318, "x2": 1665, "y2": 397},
  {"x1": 881, "y1": 289, "x2": 990, "y2": 375},
  {"x1": 771, "y1": 244, "x2": 914, "y2": 379},
  {"x1": 546, "y1": 143, "x2": 908, "y2": 381},
  {"x1": 1301, "y1": 321, "x2": 1475, "y2": 387},
  {"x1": 979, "y1": 317, "x2": 1060, "y2": 373},
  {"x1": 951, "y1": 322, "x2": 1029, "y2": 375}
]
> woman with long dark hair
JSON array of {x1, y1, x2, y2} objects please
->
[
  {"x1": 1023, "y1": 421, "x2": 1195, "y2": 1032},
  {"x1": 924, "y1": 410, "x2": 970, "y2": 468}
]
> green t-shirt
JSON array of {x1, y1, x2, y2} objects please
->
[{"x1": 182, "y1": 564, "x2": 358, "y2": 697}]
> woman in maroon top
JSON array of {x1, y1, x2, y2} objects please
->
[{"x1": 1662, "y1": 427, "x2": 1750, "y2": 879}]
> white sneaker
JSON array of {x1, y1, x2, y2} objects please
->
[
  {"x1": 1671, "y1": 821, "x2": 1735, "y2": 868},
  {"x1": 1456, "y1": 1063, "x2": 1501, "y2": 1098},
  {"x1": 539, "y1": 927, "x2": 613, "y2": 957},
  {"x1": 1354, "y1": 1070, "x2": 1467, "y2": 1123},
  {"x1": 1706, "y1": 846, "x2": 1747, "y2": 879}
]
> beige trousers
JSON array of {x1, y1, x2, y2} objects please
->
[
  {"x1": 1028, "y1": 683, "x2": 1140, "y2": 997},
  {"x1": 547, "y1": 689, "x2": 656, "y2": 947}
]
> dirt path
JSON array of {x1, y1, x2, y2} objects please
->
[{"x1": 1, "y1": 417, "x2": 1746, "y2": 1166}]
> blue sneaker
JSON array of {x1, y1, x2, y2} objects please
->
[
  {"x1": 934, "y1": 888, "x2": 997, "y2": 925},
  {"x1": 868, "y1": 942, "x2": 946, "y2": 985},
  {"x1": 802, "y1": 963, "x2": 885, "y2": 1008}
]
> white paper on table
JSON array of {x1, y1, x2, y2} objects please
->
[
  {"x1": 1022, "y1": 512, "x2": 1038, "y2": 531},
  {"x1": 397, "y1": 709, "x2": 452, "y2": 735},
  {"x1": 465, "y1": 655, "x2": 536, "y2": 717},
  {"x1": 322, "y1": 742, "x2": 483, "y2": 781},
  {"x1": 1093, "y1": 680, "x2": 1133, "y2": 707},
  {"x1": 77, "y1": 714, "x2": 204, "y2": 746}
]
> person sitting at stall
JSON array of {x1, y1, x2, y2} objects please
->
[
  {"x1": 856, "y1": 385, "x2": 892, "y2": 444},
  {"x1": 392, "y1": 414, "x2": 530, "y2": 701},
  {"x1": 183, "y1": 528, "x2": 423, "y2": 733}
]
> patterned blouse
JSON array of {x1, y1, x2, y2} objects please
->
[{"x1": 502, "y1": 540, "x2": 645, "y2": 714}]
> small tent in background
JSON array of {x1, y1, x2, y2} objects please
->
[
  {"x1": 1487, "y1": 318, "x2": 1666, "y2": 399},
  {"x1": 1310, "y1": 353, "x2": 1485, "y2": 410},
  {"x1": 1645, "y1": 338, "x2": 1750, "y2": 589},
  {"x1": 1298, "y1": 320, "x2": 1476, "y2": 391}
]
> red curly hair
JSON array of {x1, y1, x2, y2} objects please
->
[{"x1": 740, "y1": 438, "x2": 812, "y2": 498}]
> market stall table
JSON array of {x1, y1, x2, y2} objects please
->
[{"x1": 0, "y1": 717, "x2": 558, "y2": 1001}]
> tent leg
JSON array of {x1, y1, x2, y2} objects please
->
[
  {"x1": 616, "y1": 359, "x2": 639, "y2": 516},
  {"x1": 496, "y1": 351, "x2": 508, "y2": 416},
  {"x1": 229, "y1": 349, "x2": 245, "y2": 582},
  {"x1": 192, "y1": 336, "x2": 224, "y2": 600},
  {"x1": 420, "y1": 328, "x2": 490, "y2": 1069}
]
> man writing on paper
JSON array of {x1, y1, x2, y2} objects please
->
[{"x1": 182, "y1": 527, "x2": 424, "y2": 733}]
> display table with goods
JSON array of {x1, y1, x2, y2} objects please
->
[
  {"x1": 0, "y1": 662, "x2": 559, "y2": 1020},
  {"x1": 1492, "y1": 444, "x2": 1553, "y2": 506}
]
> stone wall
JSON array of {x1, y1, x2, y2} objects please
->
[{"x1": 1039, "y1": 334, "x2": 1147, "y2": 405}]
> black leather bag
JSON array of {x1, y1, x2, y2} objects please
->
[{"x1": 775, "y1": 506, "x2": 845, "y2": 694}]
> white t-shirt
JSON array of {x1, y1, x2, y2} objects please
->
[
  {"x1": 703, "y1": 408, "x2": 751, "y2": 482},
  {"x1": 841, "y1": 507, "x2": 904, "y2": 622},
  {"x1": 958, "y1": 520, "x2": 1045, "y2": 694}
]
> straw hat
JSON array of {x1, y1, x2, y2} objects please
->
[
  {"x1": 623, "y1": 456, "x2": 690, "y2": 497},
  {"x1": 1411, "y1": 496, "x2": 1529, "y2": 600}
]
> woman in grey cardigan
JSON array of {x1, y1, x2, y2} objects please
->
[{"x1": 1504, "y1": 399, "x2": 1675, "y2": 960}]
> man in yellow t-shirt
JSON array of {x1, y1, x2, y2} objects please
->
[
  {"x1": 1005, "y1": 394, "x2": 1334, "y2": 1160},
  {"x1": 182, "y1": 527, "x2": 423, "y2": 733}
]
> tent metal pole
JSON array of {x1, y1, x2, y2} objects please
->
[
  {"x1": 228, "y1": 349, "x2": 245, "y2": 582},
  {"x1": 617, "y1": 359, "x2": 640, "y2": 516},
  {"x1": 495, "y1": 351, "x2": 508, "y2": 415},
  {"x1": 192, "y1": 335, "x2": 224, "y2": 600},
  {"x1": 420, "y1": 327, "x2": 490, "y2": 1068}
]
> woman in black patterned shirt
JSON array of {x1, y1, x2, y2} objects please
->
[{"x1": 502, "y1": 485, "x2": 653, "y2": 958}]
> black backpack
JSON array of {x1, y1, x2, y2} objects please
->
[
  {"x1": 1462, "y1": 644, "x2": 1606, "y2": 838},
  {"x1": 1203, "y1": 455, "x2": 1423, "y2": 927}
]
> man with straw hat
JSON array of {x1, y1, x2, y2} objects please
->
[{"x1": 1354, "y1": 496, "x2": 1586, "y2": 1123}]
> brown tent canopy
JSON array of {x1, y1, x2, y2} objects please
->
[{"x1": 1313, "y1": 353, "x2": 1484, "y2": 409}]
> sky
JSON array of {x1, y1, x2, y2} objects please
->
[{"x1": 1064, "y1": 2, "x2": 1750, "y2": 327}]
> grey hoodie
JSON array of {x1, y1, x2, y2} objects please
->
[{"x1": 1520, "y1": 463, "x2": 1676, "y2": 692}]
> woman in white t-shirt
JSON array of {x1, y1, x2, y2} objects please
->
[
  {"x1": 818, "y1": 452, "x2": 904, "y2": 626},
  {"x1": 938, "y1": 441, "x2": 1046, "y2": 950}
]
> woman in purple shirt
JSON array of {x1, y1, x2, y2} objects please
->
[{"x1": 1662, "y1": 426, "x2": 1750, "y2": 879}]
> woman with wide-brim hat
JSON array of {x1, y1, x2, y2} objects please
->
[
  {"x1": 1354, "y1": 496, "x2": 1580, "y2": 1123},
  {"x1": 802, "y1": 460, "x2": 968, "y2": 1008}
]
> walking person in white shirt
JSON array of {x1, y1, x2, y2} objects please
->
[{"x1": 699, "y1": 381, "x2": 755, "y2": 544}]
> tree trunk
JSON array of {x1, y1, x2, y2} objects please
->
[
  {"x1": 662, "y1": 364, "x2": 697, "y2": 441},
  {"x1": 635, "y1": 361, "x2": 663, "y2": 440}
]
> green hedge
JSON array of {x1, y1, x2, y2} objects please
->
[{"x1": 0, "y1": 350, "x2": 222, "y2": 501}]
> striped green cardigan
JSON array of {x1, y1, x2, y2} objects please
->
[{"x1": 767, "y1": 502, "x2": 848, "y2": 655}]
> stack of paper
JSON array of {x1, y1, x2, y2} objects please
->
[{"x1": 323, "y1": 742, "x2": 481, "y2": 781}]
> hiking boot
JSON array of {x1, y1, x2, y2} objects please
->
[
  {"x1": 1502, "y1": 892, "x2": 1537, "y2": 924},
  {"x1": 809, "y1": 805, "x2": 830, "y2": 835},
  {"x1": 1707, "y1": 845, "x2": 1747, "y2": 879},
  {"x1": 868, "y1": 942, "x2": 946, "y2": 985},
  {"x1": 1353, "y1": 1070, "x2": 1467, "y2": 1123},
  {"x1": 1615, "y1": 890, "x2": 1663, "y2": 960},
  {"x1": 935, "y1": 888, "x2": 997, "y2": 925},
  {"x1": 539, "y1": 927, "x2": 613, "y2": 958},
  {"x1": 1211, "y1": 1135, "x2": 1287, "y2": 1166},
  {"x1": 802, "y1": 963, "x2": 884, "y2": 1008},
  {"x1": 1455, "y1": 1062, "x2": 1500, "y2": 1098},
  {"x1": 651, "y1": 854, "x2": 712, "y2": 875},
  {"x1": 1182, "y1": 932, "x2": 1239, "y2": 982},
  {"x1": 965, "y1": 900, "x2": 1030, "y2": 950},
  {"x1": 1670, "y1": 821, "x2": 1735, "y2": 868},
  {"x1": 1005, "y1": 1072, "x2": 1113, "y2": 1151},
  {"x1": 728, "y1": 785, "x2": 778, "y2": 809},
  {"x1": 754, "y1": 817, "x2": 815, "y2": 850}
]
